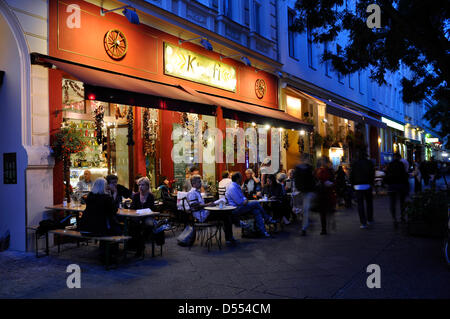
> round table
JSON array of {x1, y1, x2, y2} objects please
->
[{"x1": 203, "y1": 206, "x2": 236, "y2": 250}]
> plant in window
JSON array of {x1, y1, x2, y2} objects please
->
[{"x1": 51, "y1": 123, "x2": 88, "y2": 202}]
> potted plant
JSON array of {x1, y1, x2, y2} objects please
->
[
  {"x1": 51, "y1": 124, "x2": 88, "y2": 202},
  {"x1": 405, "y1": 189, "x2": 448, "y2": 237}
]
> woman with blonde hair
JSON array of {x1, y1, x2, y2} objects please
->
[{"x1": 78, "y1": 178, "x2": 121, "y2": 236}]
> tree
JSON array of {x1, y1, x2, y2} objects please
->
[{"x1": 290, "y1": 0, "x2": 449, "y2": 146}]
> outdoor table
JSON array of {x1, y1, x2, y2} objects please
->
[
  {"x1": 45, "y1": 203, "x2": 86, "y2": 226},
  {"x1": 116, "y1": 209, "x2": 160, "y2": 257},
  {"x1": 204, "y1": 205, "x2": 236, "y2": 249}
]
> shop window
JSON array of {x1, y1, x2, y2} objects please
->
[{"x1": 62, "y1": 78, "x2": 85, "y2": 113}]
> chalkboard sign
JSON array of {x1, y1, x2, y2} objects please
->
[{"x1": 3, "y1": 153, "x2": 17, "y2": 184}]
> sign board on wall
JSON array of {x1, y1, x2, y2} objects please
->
[{"x1": 164, "y1": 43, "x2": 237, "y2": 92}]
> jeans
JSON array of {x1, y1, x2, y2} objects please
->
[
  {"x1": 388, "y1": 184, "x2": 407, "y2": 221},
  {"x1": 233, "y1": 201, "x2": 271, "y2": 234},
  {"x1": 301, "y1": 192, "x2": 314, "y2": 231},
  {"x1": 354, "y1": 188, "x2": 373, "y2": 225}
]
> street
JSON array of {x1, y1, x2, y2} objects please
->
[{"x1": 1, "y1": 188, "x2": 448, "y2": 299}]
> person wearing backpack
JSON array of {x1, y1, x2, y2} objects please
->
[{"x1": 384, "y1": 153, "x2": 410, "y2": 228}]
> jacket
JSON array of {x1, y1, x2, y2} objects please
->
[
  {"x1": 350, "y1": 158, "x2": 375, "y2": 186},
  {"x1": 294, "y1": 163, "x2": 316, "y2": 193},
  {"x1": 384, "y1": 159, "x2": 409, "y2": 185},
  {"x1": 78, "y1": 193, "x2": 120, "y2": 235}
]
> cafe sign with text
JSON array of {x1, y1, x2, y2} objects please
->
[{"x1": 164, "y1": 42, "x2": 237, "y2": 92}]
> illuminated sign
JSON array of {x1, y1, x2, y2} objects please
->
[
  {"x1": 381, "y1": 117, "x2": 404, "y2": 131},
  {"x1": 164, "y1": 42, "x2": 237, "y2": 92},
  {"x1": 425, "y1": 137, "x2": 439, "y2": 143}
]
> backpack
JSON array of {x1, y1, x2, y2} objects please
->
[{"x1": 177, "y1": 225, "x2": 196, "y2": 247}]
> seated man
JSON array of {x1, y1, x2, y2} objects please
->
[
  {"x1": 263, "y1": 174, "x2": 290, "y2": 225},
  {"x1": 218, "y1": 171, "x2": 232, "y2": 199},
  {"x1": 76, "y1": 170, "x2": 93, "y2": 191},
  {"x1": 187, "y1": 175, "x2": 238, "y2": 246},
  {"x1": 226, "y1": 172, "x2": 275, "y2": 238},
  {"x1": 105, "y1": 174, "x2": 132, "y2": 209}
]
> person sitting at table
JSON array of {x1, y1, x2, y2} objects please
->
[
  {"x1": 132, "y1": 173, "x2": 143, "y2": 194},
  {"x1": 78, "y1": 177, "x2": 121, "y2": 236},
  {"x1": 183, "y1": 166, "x2": 200, "y2": 192},
  {"x1": 130, "y1": 177, "x2": 157, "y2": 257},
  {"x1": 276, "y1": 173, "x2": 288, "y2": 196},
  {"x1": 226, "y1": 172, "x2": 276, "y2": 238},
  {"x1": 218, "y1": 171, "x2": 232, "y2": 199},
  {"x1": 76, "y1": 170, "x2": 93, "y2": 191},
  {"x1": 262, "y1": 174, "x2": 290, "y2": 225},
  {"x1": 157, "y1": 176, "x2": 177, "y2": 213},
  {"x1": 242, "y1": 169, "x2": 261, "y2": 199},
  {"x1": 187, "y1": 175, "x2": 238, "y2": 246},
  {"x1": 105, "y1": 174, "x2": 132, "y2": 209}
]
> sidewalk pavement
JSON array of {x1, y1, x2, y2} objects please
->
[{"x1": 0, "y1": 192, "x2": 449, "y2": 299}]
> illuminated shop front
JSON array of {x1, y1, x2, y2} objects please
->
[{"x1": 40, "y1": 0, "x2": 312, "y2": 204}]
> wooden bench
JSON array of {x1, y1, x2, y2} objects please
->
[{"x1": 48, "y1": 229, "x2": 132, "y2": 269}]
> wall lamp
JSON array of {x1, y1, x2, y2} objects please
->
[
  {"x1": 220, "y1": 54, "x2": 251, "y2": 67},
  {"x1": 100, "y1": 5, "x2": 139, "y2": 24},
  {"x1": 178, "y1": 37, "x2": 213, "y2": 51}
]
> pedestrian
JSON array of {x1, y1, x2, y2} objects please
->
[
  {"x1": 350, "y1": 151, "x2": 375, "y2": 229},
  {"x1": 314, "y1": 156, "x2": 335, "y2": 235},
  {"x1": 384, "y1": 153, "x2": 410, "y2": 228},
  {"x1": 412, "y1": 160, "x2": 422, "y2": 193},
  {"x1": 420, "y1": 160, "x2": 430, "y2": 186},
  {"x1": 294, "y1": 154, "x2": 316, "y2": 236},
  {"x1": 335, "y1": 166, "x2": 347, "y2": 207},
  {"x1": 428, "y1": 157, "x2": 438, "y2": 189}
]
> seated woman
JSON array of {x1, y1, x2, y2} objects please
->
[
  {"x1": 242, "y1": 169, "x2": 262, "y2": 199},
  {"x1": 78, "y1": 178, "x2": 122, "y2": 263},
  {"x1": 78, "y1": 177, "x2": 121, "y2": 236},
  {"x1": 129, "y1": 177, "x2": 157, "y2": 257},
  {"x1": 157, "y1": 176, "x2": 177, "y2": 213},
  {"x1": 262, "y1": 174, "x2": 291, "y2": 225}
]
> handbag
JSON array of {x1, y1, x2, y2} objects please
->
[{"x1": 177, "y1": 225, "x2": 196, "y2": 247}]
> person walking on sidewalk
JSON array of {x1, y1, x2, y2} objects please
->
[
  {"x1": 412, "y1": 159, "x2": 422, "y2": 193},
  {"x1": 314, "y1": 156, "x2": 336, "y2": 235},
  {"x1": 294, "y1": 154, "x2": 316, "y2": 236},
  {"x1": 350, "y1": 151, "x2": 375, "y2": 229},
  {"x1": 384, "y1": 153, "x2": 410, "y2": 228}
]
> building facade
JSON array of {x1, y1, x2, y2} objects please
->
[{"x1": 0, "y1": 0, "x2": 446, "y2": 252}]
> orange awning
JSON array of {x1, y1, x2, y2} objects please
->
[
  {"x1": 180, "y1": 85, "x2": 313, "y2": 130},
  {"x1": 32, "y1": 53, "x2": 312, "y2": 129}
]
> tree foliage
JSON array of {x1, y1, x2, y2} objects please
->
[{"x1": 291, "y1": 0, "x2": 449, "y2": 145}]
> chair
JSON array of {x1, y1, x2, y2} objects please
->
[
  {"x1": 218, "y1": 186, "x2": 227, "y2": 199},
  {"x1": 178, "y1": 192, "x2": 222, "y2": 251}
]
